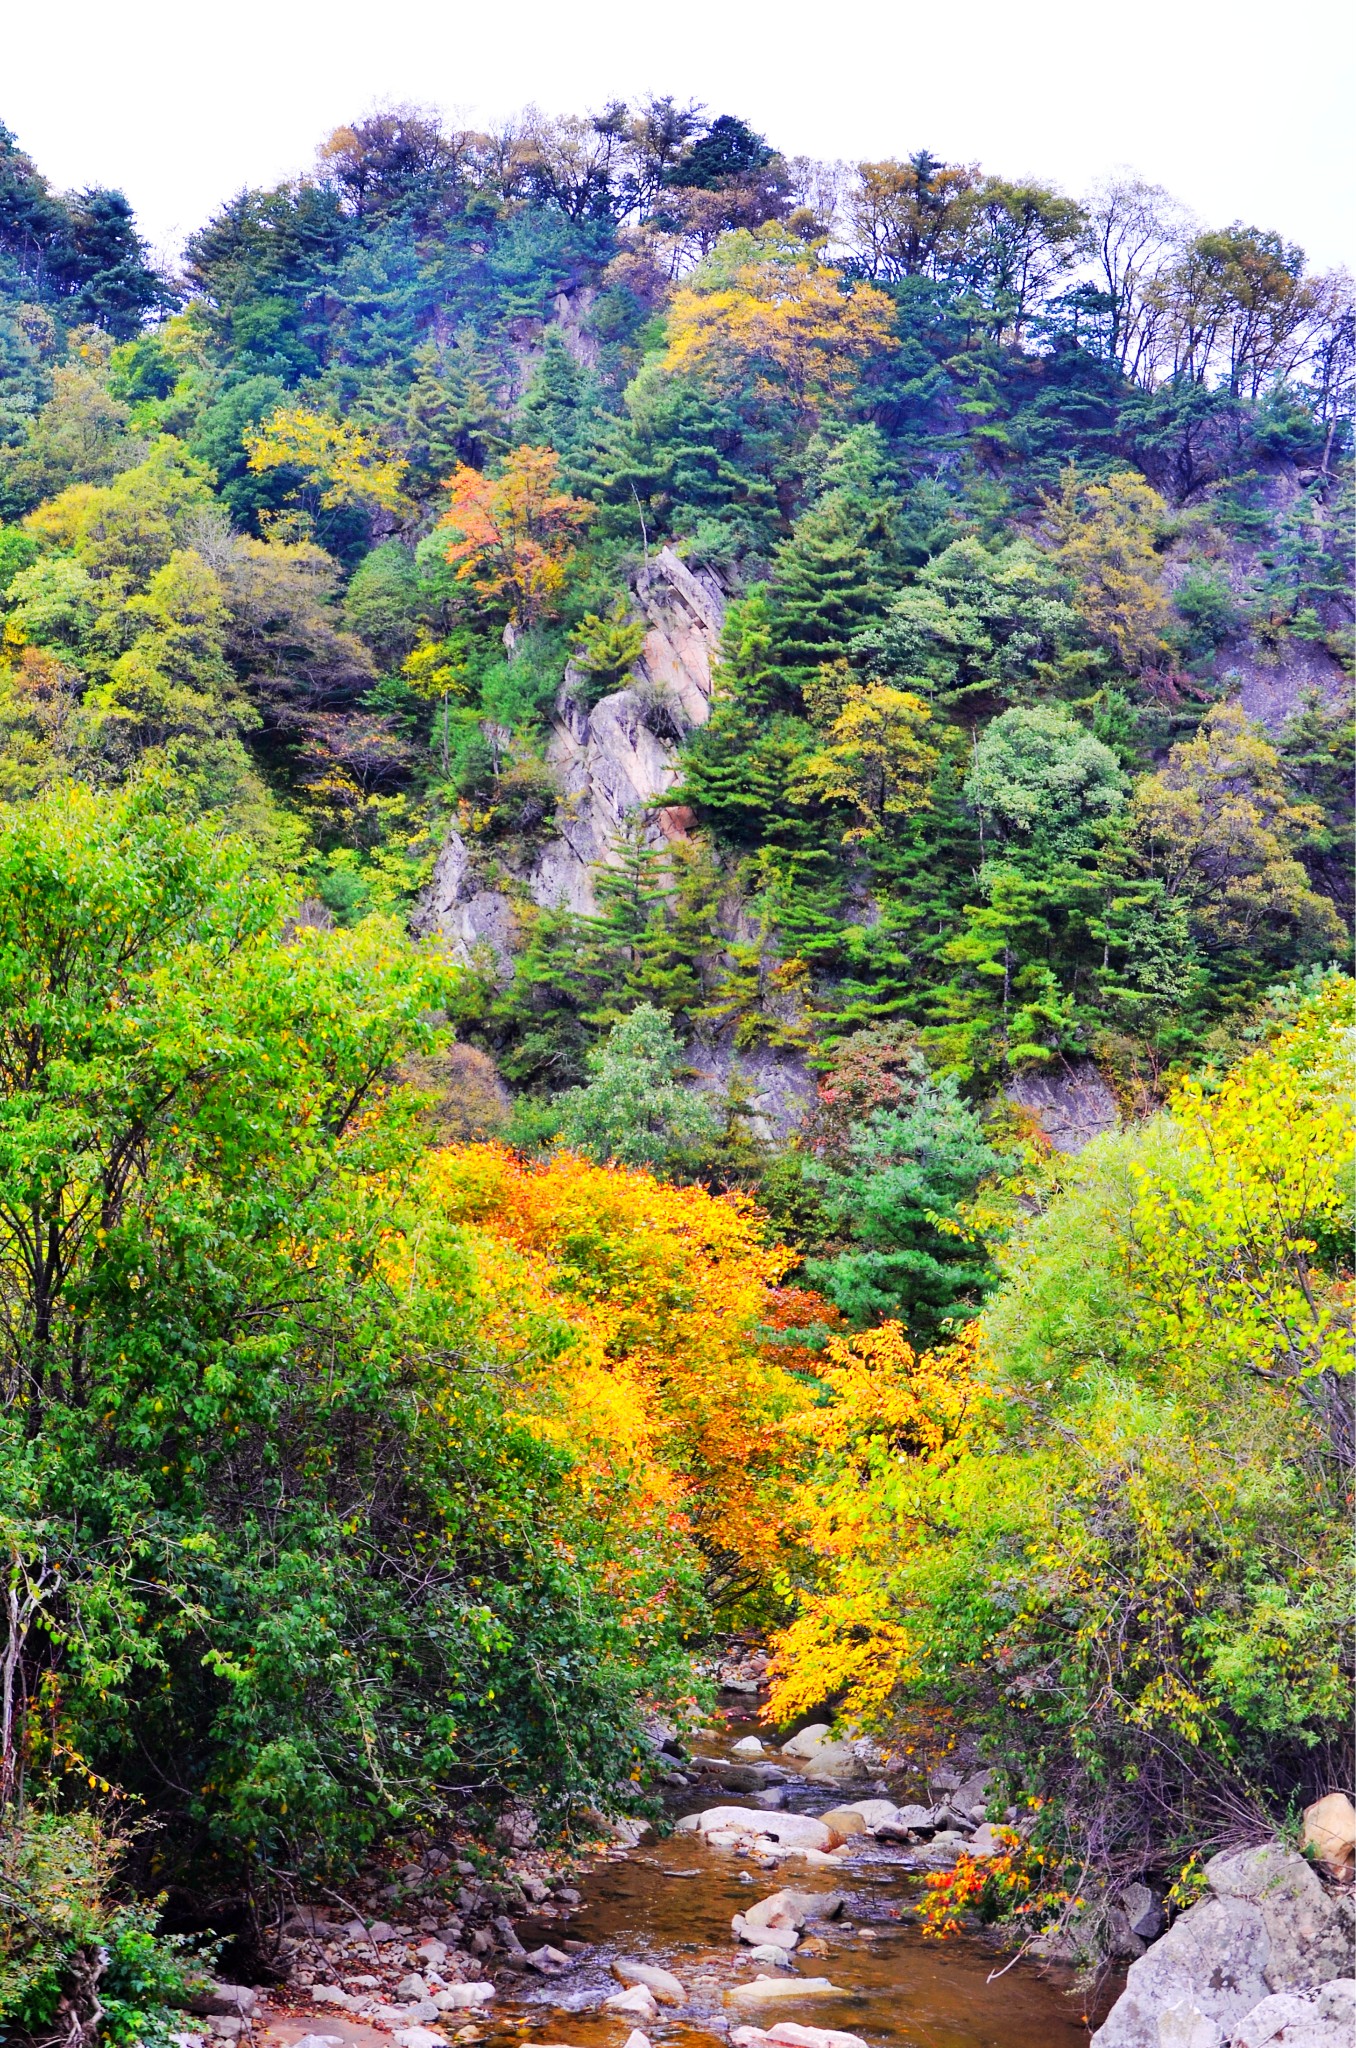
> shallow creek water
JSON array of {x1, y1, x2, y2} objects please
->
[{"x1": 487, "y1": 1725, "x2": 1101, "y2": 2048}]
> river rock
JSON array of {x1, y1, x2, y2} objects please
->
[
  {"x1": 817, "y1": 1809, "x2": 868, "y2": 1837},
  {"x1": 611, "y1": 1959, "x2": 686, "y2": 2006},
  {"x1": 727, "y1": 1977, "x2": 850, "y2": 2006},
  {"x1": 734, "y1": 1737, "x2": 765, "y2": 1756},
  {"x1": 185, "y1": 1986, "x2": 260, "y2": 2019},
  {"x1": 733, "y1": 2027, "x2": 869, "y2": 2048},
  {"x1": 734, "y1": 1889, "x2": 846, "y2": 1948},
  {"x1": 621, "y1": 2034, "x2": 652, "y2": 2048},
  {"x1": 781, "y1": 1725, "x2": 832, "y2": 1759},
  {"x1": 605, "y1": 1983, "x2": 660, "y2": 2022},
  {"x1": 1123, "y1": 1885, "x2": 1166, "y2": 1943},
  {"x1": 748, "y1": 1944, "x2": 795, "y2": 1966},
  {"x1": 1231, "y1": 1979, "x2": 1356, "y2": 2047},
  {"x1": 395, "y1": 1975, "x2": 428, "y2": 2001},
  {"x1": 1303, "y1": 1796, "x2": 1356, "y2": 1881},
  {"x1": 677, "y1": 1808, "x2": 840, "y2": 1852},
  {"x1": 1092, "y1": 1843, "x2": 1356, "y2": 2048},
  {"x1": 802, "y1": 1744, "x2": 869, "y2": 1787},
  {"x1": 431, "y1": 1985, "x2": 495, "y2": 2010},
  {"x1": 308, "y1": 1989, "x2": 354, "y2": 2011},
  {"x1": 392, "y1": 2030, "x2": 447, "y2": 2048}
]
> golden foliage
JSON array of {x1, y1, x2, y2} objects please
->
[
  {"x1": 1045, "y1": 464, "x2": 1173, "y2": 671},
  {"x1": 245, "y1": 406, "x2": 410, "y2": 514},
  {"x1": 767, "y1": 1322, "x2": 983, "y2": 1720},
  {"x1": 789, "y1": 680, "x2": 938, "y2": 839},
  {"x1": 664, "y1": 229, "x2": 896, "y2": 421},
  {"x1": 420, "y1": 1145, "x2": 812, "y2": 1593}
]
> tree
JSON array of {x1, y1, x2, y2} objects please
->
[
  {"x1": 1045, "y1": 466, "x2": 1173, "y2": 671},
  {"x1": 0, "y1": 783, "x2": 702, "y2": 1880},
  {"x1": 555, "y1": 1003, "x2": 719, "y2": 1169},
  {"x1": 790, "y1": 681, "x2": 937, "y2": 841},
  {"x1": 1131, "y1": 701, "x2": 1344, "y2": 969},
  {"x1": 664, "y1": 228, "x2": 896, "y2": 427},
  {"x1": 844, "y1": 154, "x2": 978, "y2": 282},
  {"x1": 854, "y1": 536, "x2": 1081, "y2": 704},
  {"x1": 245, "y1": 404, "x2": 410, "y2": 517},
  {"x1": 439, "y1": 445, "x2": 592, "y2": 626},
  {"x1": 963, "y1": 705, "x2": 1127, "y2": 859},
  {"x1": 804, "y1": 1054, "x2": 1001, "y2": 1344},
  {"x1": 766, "y1": 491, "x2": 892, "y2": 691}
]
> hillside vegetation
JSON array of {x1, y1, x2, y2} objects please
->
[{"x1": 0, "y1": 100, "x2": 1350, "y2": 2037}]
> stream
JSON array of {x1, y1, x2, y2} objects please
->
[{"x1": 485, "y1": 1710, "x2": 1103, "y2": 2048}]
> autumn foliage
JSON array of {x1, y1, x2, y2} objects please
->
[
  {"x1": 665, "y1": 229, "x2": 897, "y2": 421},
  {"x1": 421, "y1": 1144, "x2": 818, "y2": 1600},
  {"x1": 439, "y1": 446, "x2": 592, "y2": 625}
]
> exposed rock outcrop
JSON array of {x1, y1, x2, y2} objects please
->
[
  {"x1": 1092, "y1": 1843, "x2": 1356, "y2": 2048},
  {"x1": 415, "y1": 546, "x2": 724, "y2": 951},
  {"x1": 1005, "y1": 1059, "x2": 1121, "y2": 1154}
]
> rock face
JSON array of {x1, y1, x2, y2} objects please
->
[
  {"x1": 415, "y1": 547, "x2": 723, "y2": 955},
  {"x1": 412, "y1": 555, "x2": 821, "y2": 1143},
  {"x1": 1092, "y1": 1843, "x2": 1356, "y2": 2048},
  {"x1": 1006, "y1": 1060, "x2": 1120, "y2": 1154}
]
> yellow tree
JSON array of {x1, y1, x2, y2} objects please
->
[
  {"x1": 1045, "y1": 464, "x2": 1173, "y2": 672},
  {"x1": 439, "y1": 445, "x2": 592, "y2": 626},
  {"x1": 245, "y1": 406, "x2": 410, "y2": 516},
  {"x1": 664, "y1": 227, "x2": 896, "y2": 425},
  {"x1": 790, "y1": 679, "x2": 938, "y2": 840}
]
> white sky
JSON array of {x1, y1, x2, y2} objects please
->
[{"x1": 5, "y1": 0, "x2": 1354, "y2": 274}]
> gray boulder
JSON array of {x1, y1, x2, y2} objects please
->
[{"x1": 1093, "y1": 1845, "x2": 1356, "y2": 2048}]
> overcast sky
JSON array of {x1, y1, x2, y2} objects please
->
[{"x1": 6, "y1": 0, "x2": 1353, "y2": 273}]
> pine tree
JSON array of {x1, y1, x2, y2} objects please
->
[{"x1": 767, "y1": 491, "x2": 891, "y2": 695}]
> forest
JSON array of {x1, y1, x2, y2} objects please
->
[{"x1": 0, "y1": 97, "x2": 1351, "y2": 2042}]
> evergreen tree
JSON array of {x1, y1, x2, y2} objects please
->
[{"x1": 767, "y1": 490, "x2": 891, "y2": 695}]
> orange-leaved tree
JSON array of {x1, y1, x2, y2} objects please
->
[
  {"x1": 422, "y1": 1144, "x2": 819, "y2": 1606},
  {"x1": 664, "y1": 227, "x2": 896, "y2": 425},
  {"x1": 439, "y1": 445, "x2": 592, "y2": 626}
]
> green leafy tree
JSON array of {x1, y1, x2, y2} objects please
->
[{"x1": 555, "y1": 1002, "x2": 719, "y2": 1169}]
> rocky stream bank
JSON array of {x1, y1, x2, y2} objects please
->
[{"x1": 178, "y1": 1661, "x2": 1353, "y2": 2048}]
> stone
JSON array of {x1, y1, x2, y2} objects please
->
[
  {"x1": 367, "y1": 1923, "x2": 397, "y2": 1943},
  {"x1": 1093, "y1": 1844, "x2": 1356, "y2": 2048},
  {"x1": 967, "y1": 1824, "x2": 1009, "y2": 1859},
  {"x1": 753, "y1": 1787, "x2": 787, "y2": 1810},
  {"x1": 1230, "y1": 1982, "x2": 1356, "y2": 2047},
  {"x1": 604, "y1": 1983, "x2": 659, "y2": 2022},
  {"x1": 727, "y1": 1978, "x2": 850, "y2": 2007},
  {"x1": 395, "y1": 1976, "x2": 428, "y2": 2001},
  {"x1": 517, "y1": 1876, "x2": 551, "y2": 1904},
  {"x1": 392, "y1": 2029, "x2": 448, "y2": 2048},
  {"x1": 611, "y1": 1959, "x2": 686, "y2": 2006},
  {"x1": 747, "y1": 1944, "x2": 794, "y2": 1966},
  {"x1": 1123, "y1": 1884, "x2": 1166, "y2": 1943},
  {"x1": 1302, "y1": 1796, "x2": 1356, "y2": 1880},
  {"x1": 621, "y1": 2034, "x2": 652, "y2": 2048},
  {"x1": 734, "y1": 1736, "x2": 765, "y2": 1756},
  {"x1": 307, "y1": 1989, "x2": 353, "y2": 2011},
  {"x1": 816, "y1": 1809, "x2": 868, "y2": 1837},
  {"x1": 289, "y1": 2037, "x2": 343, "y2": 2048},
  {"x1": 780, "y1": 1725, "x2": 832, "y2": 1759},
  {"x1": 835, "y1": 1800, "x2": 899, "y2": 1830},
  {"x1": 677, "y1": 1808, "x2": 839, "y2": 1852},
  {"x1": 206, "y1": 2020, "x2": 245, "y2": 2040},
  {"x1": 186, "y1": 1985, "x2": 260, "y2": 2018},
  {"x1": 523, "y1": 1946, "x2": 571, "y2": 1974},
  {"x1": 414, "y1": 1941, "x2": 447, "y2": 1969},
  {"x1": 732, "y1": 2027, "x2": 869, "y2": 2048},
  {"x1": 430, "y1": 1986, "x2": 495, "y2": 2010},
  {"x1": 802, "y1": 1745, "x2": 869, "y2": 1788}
]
